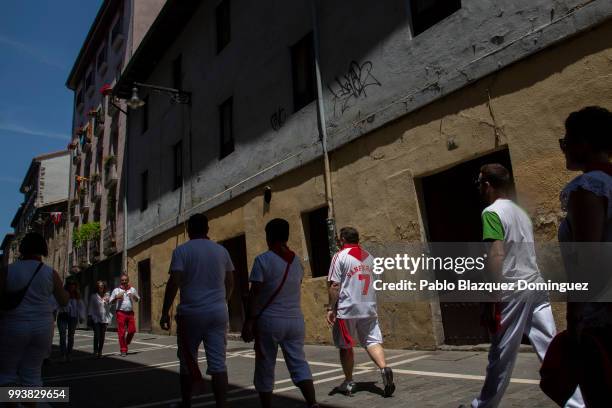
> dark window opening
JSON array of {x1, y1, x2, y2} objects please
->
[
  {"x1": 111, "y1": 16, "x2": 123, "y2": 44},
  {"x1": 219, "y1": 97, "x2": 234, "y2": 159},
  {"x1": 172, "y1": 54, "x2": 182, "y2": 90},
  {"x1": 140, "y1": 170, "x2": 148, "y2": 212},
  {"x1": 216, "y1": 0, "x2": 231, "y2": 53},
  {"x1": 97, "y1": 43, "x2": 107, "y2": 72},
  {"x1": 410, "y1": 0, "x2": 461, "y2": 36},
  {"x1": 173, "y1": 141, "x2": 183, "y2": 191},
  {"x1": 303, "y1": 206, "x2": 331, "y2": 278},
  {"x1": 291, "y1": 32, "x2": 316, "y2": 112},
  {"x1": 76, "y1": 88, "x2": 84, "y2": 107},
  {"x1": 142, "y1": 95, "x2": 149, "y2": 134},
  {"x1": 85, "y1": 70, "x2": 94, "y2": 91}
]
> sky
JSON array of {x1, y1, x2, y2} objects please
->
[{"x1": 0, "y1": 0, "x2": 102, "y2": 241}]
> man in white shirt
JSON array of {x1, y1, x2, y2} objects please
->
[
  {"x1": 464, "y1": 163, "x2": 584, "y2": 408},
  {"x1": 109, "y1": 274, "x2": 140, "y2": 357},
  {"x1": 327, "y1": 227, "x2": 395, "y2": 397},
  {"x1": 160, "y1": 213, "x2": 234, "y2": 408}
]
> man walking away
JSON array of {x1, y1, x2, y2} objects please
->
[
  {"x1": 327, "y1": 227, "x2": 395, "y2": 397},
  {"x1": 241, "y1": 218, "x2": 318, "y2": 408},
  {"x1": 464, "y1": 163, "x2": 583, "y2": 408},
  {"x1": 109, "y1": 274, "x2": 140, "y2": 356},
  {"x1": 160, "y1": 213, "x2": 234, "y2": 408}
]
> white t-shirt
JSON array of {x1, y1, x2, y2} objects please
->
[
  {"x1": 328, "y1": 245, "x2": 377, "y2": 319},
  {"x1": 88, "y1": 292, "x2": 112, "y2": 324},
  {"x1": 249, "y1": 250, "x2": 304, "y2": 319},
  {"x1": 109, "y1": 287, "x2": 140, "y2": 312},
  {"x1": 481, "y1": 198, "x2": 544, "y2": 300},
  {"x1": 169, "y1": 238, "x2": 234, "y2": 316},
  {"x1": 0, "y1": 260, "x2": 54, "y2": 326}
]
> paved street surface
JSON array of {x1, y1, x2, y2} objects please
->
[{"x1": 42, "y1": 331, "x2": 555, "y2": 408}]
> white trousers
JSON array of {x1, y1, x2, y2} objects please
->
[{"x1": 471, "y1": 298, "x2": 584, "y2": 408}]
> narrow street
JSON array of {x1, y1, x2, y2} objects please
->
[{"x1": 43, "y1": 331, "x2": 555, "y2": 407}]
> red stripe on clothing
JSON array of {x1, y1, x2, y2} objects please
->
[{"x1": 338, "y1": 319, "x2": 355, "y2": 348}]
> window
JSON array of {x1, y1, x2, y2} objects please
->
[
  {"x1": 142, "y1": 95, "x2": 149, "y2": 134},
  {"x1": 140, "y1": 170, "x2": 148, "y2": 211},
  {"x1": 219, "y1": 97, "x2": 234, "y2": 159},
  {"x1": 303, "y1": 207, "x2": 332, "y2": 278},
  {"x1": 172, "y1": 54, "x2": 182, "y2": 90},
  {"x1": 96, "y1": 43, "x2": 108, "y2": 73},
  {"x1": 111, "y1": 15, "x2": 123, "y2": 47},
  {"x1": 85, "y1": 70, "x2": 94, "y2": 92},
  {"x1": 216, "y1": 0, "x2": 231, "y2": 53},
  {"x1": 76, "y1": 87, "x2": 84, "y2": 108},
  {"x1": 291, "y1": 32, "x2": 316, "y2": 112},
  {"x1": 410, "y1": 0, "x2": 461, "y2": 36},
  {"x1": 173, "y1": 141, "x2": 183, "y2": 190}
]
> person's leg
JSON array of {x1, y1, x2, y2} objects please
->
[
  {"x1": 17, "y1": 324, "x2": 53, "y2": 388},
  {"x1": 280, "y1": 318, "x2": 316, "y2": 406},
  {"x1": 0, "y1": 324, "x2": 26, "y2": 387},
  {"x1": 67, "y1": 317, "x2": 77, "y2": 356},
  {"x1": 359, "y1": 318, "x2": 394, "y2": 397},
  {"x1": 177, "y1": 315, "x2": 205, "y2": 408},
  {"x1": 99, "y1": 323, "x2": 108, "y2": 355},
  {"x1": 203, "y1": 311, "x2": 230, "y2": 408},
  {"x1": 471, "y1": 300, "x2": 531, "y2": 408},
  {"x1": 125, "y1": 312, "x2": 136, "y2": 349},
  {"x1": 528, "y1": 302, "x2": 585, "y2": 408},
  {"x1": 93, "y1": 323, "x2": 100, "y2": 355},
  {"x1": 116, "y1": 311, "x2": 128, "y2": 354},
  {"x1": 57, "y1": 313, "x2": 68, "y2": 357},
  {"x1": 333, "y1": 318, "x2": 356, "y2": 382},
  {"x1": 253, "y1": 318, "x2": 279, "y2": 408}
]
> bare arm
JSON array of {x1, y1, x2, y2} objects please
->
[
  {"x1": 245, "y1": 281, "x2": 263, "y2": 319},
  {"x1": 53, "y1": 271, "x2": 69, "y2": 306},
  {"x1": 160, "y1": 271, "x2": 181, "y2": 331},
  {"x1": 326, "y1": 281, "x2": 340, "y2": 326},
  {"x1": 486, "y1": 240, "x2": 505, "y2": 284}
]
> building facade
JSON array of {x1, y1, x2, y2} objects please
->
[
  {"x1": 8, "y1": 151, "x2": 70, "y2": 275},
  {"x1": 116, "y1": 0, "x2": 612, "y2": 346},
  {"x1": 65, "y1": 0, "x2": 165, "y2": 296}
]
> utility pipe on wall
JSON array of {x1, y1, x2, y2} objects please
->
[{"x1": 311, "y1": 0, "x2": 339, "y2": 256}]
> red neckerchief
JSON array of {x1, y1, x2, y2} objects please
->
[
  {"x1": 269, "y1": 243, "x2": 296, "y2": 264},
  {"x1": 120, "y1": 284, "x2": 131, "y2": 291},
  {"x1": 586, "y1": 162, "x2": 612, "y2": 177},
  {"x1": 342, "y1": 243, "x2": 369, "y2": 262}
]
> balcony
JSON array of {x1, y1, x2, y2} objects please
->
[
  {"x1": 103, "y1": 224, "x2": 117, "y2": 256},
  {"x1": 88, "y1": 239, "x2": 101, "y2": 264},
  {"x1": 71, "y1": 203, "x2": 80, "y2": 221},
  {"x1": 91, "y1": 180, "x2": 103, "y2": 202},
  {"x1": 80, "y1": 193, "x2": 90, "y2": 215},
  {"x1": 76, "y1": 246, "x2": 89, "y2": 269},
  {"x1": 104, "y1": 162, "x2": 118, "y2": 188}
]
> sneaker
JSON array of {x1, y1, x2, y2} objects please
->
[
  {"x1": 381, "y1": 367, "x2": 395, "y2": 397},
  {"x1": 120, "y1": 352, "x2": 127, "y2": 357},
  {"x1": 337, "y1": 380, "x2": 356, "y2": 396}
]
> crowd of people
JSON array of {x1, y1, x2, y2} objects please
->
[{"x1": 0, "y1": 106, "x2": 610, "y2": 408}]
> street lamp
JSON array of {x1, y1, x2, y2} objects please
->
[{"x1": 126, "y1": 82, "x2": 190, "y2": 110}]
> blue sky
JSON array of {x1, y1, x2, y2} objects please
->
[{"x1": 0, "y1": 1, "x2": 102, "y2": 240}]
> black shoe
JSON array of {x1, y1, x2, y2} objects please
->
[{"x1": 381, "y1": 367, "x2": 395, "y2": 397}]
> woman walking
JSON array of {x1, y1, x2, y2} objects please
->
[
  {"x1": 57, "y1": 281, "x2": 85, "y2": 362},
  {"x1": 0, "y1": 232, "x2": 69, "y2": 390},
  {"x1": 88, "y1": 280, "x2": 112, "y2": 358},
  {"x1": 555, "y1": 106, "x2": 612, "y2": 406}
]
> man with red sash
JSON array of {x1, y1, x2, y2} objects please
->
[
  {"x1": 160, "y1": 213, "x2": 235, "y2": 408},
  {"x1": 242, "y1": 218, "x2": 318, "y2": 408},
  {"x1": 327, "y1": 227, "x2": 395, "y2": 397},
  {"x1": 109, "y1": 274, "x2": 139, "y2": 357}
]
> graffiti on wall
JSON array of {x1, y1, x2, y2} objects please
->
[
  {"x1": 270, "y1": 107, "x2": 287, "y2": 131},
  {"x1": 328, "y1": 60, "x2": 382, "y2": 117}
]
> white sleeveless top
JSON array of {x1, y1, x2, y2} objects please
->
[{"x1": 0, "y1": 260, "x2": 54, "y2": 327}]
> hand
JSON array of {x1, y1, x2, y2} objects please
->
[
  {"x1": 241, "y1": 319, "x2": 255, "y2": 343},
  {"x1": 160, "y1": 313, "x2": 171, "y2": 331},
  {"x1": 116, "y1": 292, "x2": 124, "y2": 299},
  {"x1": 326, "y1": 310, "x2": 336, "y2": 327}
]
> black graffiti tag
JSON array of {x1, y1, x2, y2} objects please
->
[
  {"x1": 270, "y1": 107, "x2": 287, "y2": 131},
  {"x1": 328, "y1": 60, "x2": 382, "y2": 117}
]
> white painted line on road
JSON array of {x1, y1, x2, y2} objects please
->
[
  {"x1": 75, "y1": 333, "x2": 171, "y2": 348},
  {"x1": 391, "y1": 368, "x2": 539, "y2": 384},
  {"x1": 356, "y1": 351, "x2": 423, "y2": 368}
]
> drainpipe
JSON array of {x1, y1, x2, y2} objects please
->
[{"x1": 311, "y1": 0, "x2": 338, "y2": 256}]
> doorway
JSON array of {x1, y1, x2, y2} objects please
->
[
  {"x1": 302, "y1": 206, "x2": 332, "y2": 278},
  {"x1": 220, "y1": 235, "x2": 249, "y2": 332},
  {"x1": 138, "y1": 259, "x2": 152, "y2": 332},
  {"x1": 419, "y1": 148, "x2": 514, "y2": 345}
]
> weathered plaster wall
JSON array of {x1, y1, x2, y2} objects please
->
[{"x1": 128, "y1": 19, "x2": 612, "y2": 347}]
